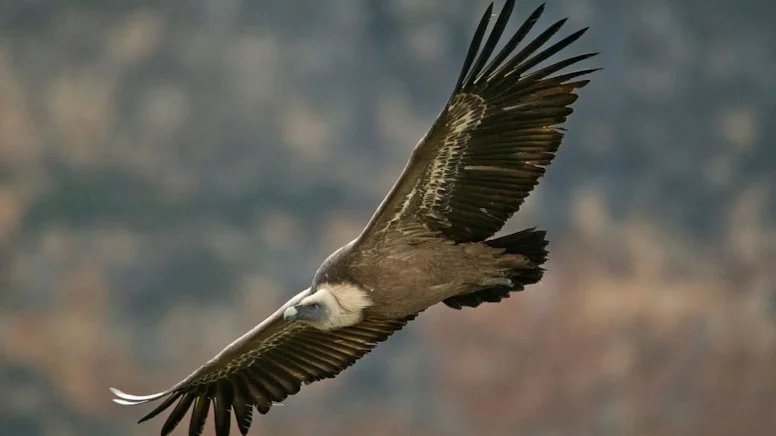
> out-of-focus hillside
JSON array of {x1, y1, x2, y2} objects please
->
[{"x1": 1, "y1": 1, "x2": 774, "y2": 435}]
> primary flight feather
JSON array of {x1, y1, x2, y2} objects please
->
[{"x1": 111, "y1": 1, "x2": 598, "y2": 434}]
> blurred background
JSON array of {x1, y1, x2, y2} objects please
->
[{"x1": 1, "y1": 0, "x2": 774, "y2": 435}]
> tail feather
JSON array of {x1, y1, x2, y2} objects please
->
[
  {"x1": 487, "y1": 227, "x2": 548, "y2": 264},
  {"x1": 443, "y1": 228, "x2": 548, "y2": 310}
]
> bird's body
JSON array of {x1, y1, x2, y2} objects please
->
[
  {"x1": 316, "y1": 231, "x2": 538, "y2": 320},
  {"x1": 111, "y1": 1, "x2": 598, "y2": 434}
]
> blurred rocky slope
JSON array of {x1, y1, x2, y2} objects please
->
[{"x1": 0, "y1": 1, "x2": 774, "y2": 435}]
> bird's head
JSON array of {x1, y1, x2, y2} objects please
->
[
  {"x1": 282, "y1": 300, "x2": 327, "y2": 323},
  {"x1": 283, "y1": 282, "x2": 373, "y2": 330}
]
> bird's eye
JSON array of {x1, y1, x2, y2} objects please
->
[{"x1": 308, "y1": 303, "x2": 322, "y2": 311}]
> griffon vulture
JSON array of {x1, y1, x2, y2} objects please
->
[{"x1": 111, "y1": 1, "x2": 598, "y2": 434}]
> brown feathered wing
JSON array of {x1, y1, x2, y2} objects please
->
[
  {"x1": 111, "y1": 288, "x2": 414, "y2": 436},
  {"x1": 358, "y1": 0, "x2": 597, "y2": 244}
]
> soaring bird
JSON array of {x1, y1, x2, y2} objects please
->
[{"x1": 111, "y1": 1, "x2": 597, "y2": 434}]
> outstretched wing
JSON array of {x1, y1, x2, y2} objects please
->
[
  {"x1": 111, "y1": 288, "x2": 415, "y2": 436},
  {"x1": 359, "y1": 0, "x2": 598, "y2": 244}
]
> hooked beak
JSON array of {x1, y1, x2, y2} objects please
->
[
  {"x1": 283, "y1": 303, "x2": 324, "y2": 322},
  {"x1": 283, "y1": 306, "x2": 298, "y2": 321}
]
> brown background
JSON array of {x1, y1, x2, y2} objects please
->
[{"x1": 1, "y1": 0, "x2": 774, "y2": 435}]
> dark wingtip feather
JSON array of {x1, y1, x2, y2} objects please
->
[
  {"x1": 527, "y1": 3, "x2": 547, "y2": 27},
  {"x1": 453, "y1": 2, "x2": 494, "y2": 92},
  {"x1": 136, "y1": 392, "x2": 181, "y2": 424},
  {"x1": 582, "y1": 64, "x2": 603, "y2": 75},
  {"x1": 479, "y1": 2, "x2": 547, "y2": 82},
  {"x1": 510, "y1": 15, "x2": 570, "y2": 58},
  {"x1": 234, "y1": 403, "x2": 253, "y2": 436},
  {"x1": 467, "y1": 0, "x2": 515, "y2": 85},
  {"x1": 231, "y1": 377, "x2": 254, "y2": 435},
  {"x1": 213, "y1": 382, "x2": 233, "y2": 436},
  {"x1": 516, "y1": 54, "x2": 598, "y2": 89},
  {"x1": 189, "y1": 394, "x2": 211, "y2": 436},
  {"x1": 523, "y1": 25, "x2": 591, "y2": 68},
  {"x1": 160, "y1": 394, "x2": 195, "y2": 436}
]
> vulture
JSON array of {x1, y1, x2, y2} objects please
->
[{"x1": 111, "y1": 1, "x2": 598, "y2": 434}]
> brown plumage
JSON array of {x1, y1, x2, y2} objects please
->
[{"x1": 111, "y1": 1, "x2": 598, "y2": 434}]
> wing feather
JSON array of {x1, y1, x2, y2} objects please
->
[
  {"x1": 231, "y1": 381, "x2": 253, "y2": 435},
  {"x1": 213, "y1": 381, "x2": 233, "y2": 436},
  {"x1": 452, "y1": 3, "x2": 493, "y2": 92},
  {"x1": 111, "y1": 287, "x2": 416, "y2": 435},
  {"x1": 189, "y1": 388, "x2": 211, "y2": 436},
  {"x1": 358, "y1": 0, "x2": 598, "y2": 243},
  {"x1": 160, "y1": 393, "x2": 193, "y2": 435},
  {"x1": 480, "y1": 4, "x2": 545, "y2": 80},
  {"x1": 467, "y1": 1, "x2": 512, "y2": 85},
  {"x1": 136, "y1": 391, "x2": 182, "y2": 423}
]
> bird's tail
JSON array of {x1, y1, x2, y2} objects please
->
[
  {"x1": 486, "y1": 227, "x2": 548, "y2": 269},
  {"x1": 443, "y1": 228, "x2": 548, "y2": 309}
]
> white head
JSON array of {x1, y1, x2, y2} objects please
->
[{"x1": 282, "y1": 282, "x2": 373, "y2": 330}]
